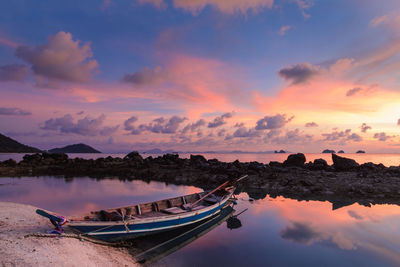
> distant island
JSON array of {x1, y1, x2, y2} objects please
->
[
  {"x1": 338, "y1": 150, "x2": 345, "y2": 153},
  {"x1": 49, "y1": 143, "x2": 101, "y2": 154},
  {"x1": 356, "y1": 150, "x2": 366, "y2": 153},
  {"x1": 274, "y1": 150, "x2": 286, "y2": 153},
  {"x1": 0, "y1": 133, "x2": 41, "y2": 153},
  {"x1": 322, "y1": 149, "x2": 335, "y2": 153}
]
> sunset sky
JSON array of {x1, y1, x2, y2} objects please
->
[{"x1": 1, "y1": 0, "x2": 400, "y2": 153}]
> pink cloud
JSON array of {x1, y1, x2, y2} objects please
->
[{"x1": 15, "y1": 31, "x2": 99, "y2": 87}]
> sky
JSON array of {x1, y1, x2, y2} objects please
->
[{"x1": 1, "y1": 0, "x2": 400, "y2": 153}]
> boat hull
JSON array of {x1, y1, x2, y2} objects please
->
[{"x1": 68, "y1": 193, "x2": 233, "y2": 241}]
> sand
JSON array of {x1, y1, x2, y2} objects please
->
[{"x1": 0, "y1": 202, "x2": 138, "y2": 267}]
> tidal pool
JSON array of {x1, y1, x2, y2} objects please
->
[{"x1": 0, "y1": 176, "x2": 399, "y2": 266}]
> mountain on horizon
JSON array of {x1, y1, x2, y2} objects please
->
[
  {"x1": 49, "y1": 143, "x2": 101, "y2": 153},
  {"x1": 0, "y1": 133, "x2": 42, "y2": 153}
]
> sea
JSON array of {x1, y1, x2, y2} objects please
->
[{"x1": 1, "y1": 152, "x2": 400, "y2": 266}]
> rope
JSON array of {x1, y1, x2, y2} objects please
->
[{"x1": 24, "y1": 232, "x2": 130, "y2": 247}]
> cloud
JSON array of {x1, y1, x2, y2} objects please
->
[
  {"x1": 0, "y1": 64, "x2": 29, "y2": 82},
  {"x1": 397, "y1": 119, "x2": 400, "y2": 126},
  {"x1": 0, "y1": 107, "x2": 31, "y2": 116},
  {"x1": 370, "y1": 15, "x2": 388, "y2": 27},
  {"x1": 138, "y1": 0, "x2": 166, "y2": 9},
  {"x1": 124, "y1": 116, "x2": 139, "y2": 131},
  {"x1": 15, "y1": 31, "x2": 98, "y2": 87},
  {"x1": 360, "y1": 123, "x2": 372, "y2": 133},
  {"x1": 230, "y1": 127, "x2": 261, "y2": 138},
  {"x1": 278, "y1": 63, "x2": 320, "y2": 84},
  {"x1": 182, "y1": 119, "x2": 206, "y2": 133},
  {"x1": 40, "y1": 114, "x2": 118, "y2": 136},
  {"x1": 280, "y1": 222, "x2": 320, "y2": 245},
  {"x1": 348, "y1": 210, "x2": 363, "y2": 220},
  {"x1": 172, "y1": 0, "x2": 274, "y2": 15},
  {"x1": 346, "y1": 87, "x2": 362, "y2": 96},
  {"x1": 292, "y1": 0, "x2": 314, "y2": 19},
  {"x1": 322, "y1": 129, "x2": 362, "y2": 143},
  {"x1": 208, "y1": 112, "x2": 233, "y2": 128},
  {"x1": 122, "y1": 66, "x2": 166, "y2": 85},
  {"x1": 305, "y1": 122, "x2": 318, "y2": 127},
  {"x1": 100, "y1": 0, "x2": 114, "y2": 11},
  {"x1": 278, "y1": 25, "x2": 292, "y2": 36},
  {"x1": 125, "y1": 115, "x2": 187, "y2": 135},
  {"x1": 267, "y1": 128, "x2": 313, "y2": 144},
  {"x1": 373, "y1": 132, "x2": 394, "y2": 142},
  {"x1": 255, "y1": 114, "x2": 293, "y2": 130}
]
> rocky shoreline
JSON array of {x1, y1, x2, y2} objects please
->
[{"x1": 1, "y1": 152, "x2": 400, "y2": 209}]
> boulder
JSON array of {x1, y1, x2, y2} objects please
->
[
  {"x1": 308, "y1": 158, "x2": 328, "y2": 170},
  {"x1": 124, "y1": 151, "x2": 143, "y2": 163},
  {"x1": 2, "y1": 159, "x2": 17, "y2": 167},
  {"x1": 190, "y1": 154, "x2": 207, "y2": 163},
  {"x1": 332, "y1": 154, "x2": 359, "y2": 171},
  {"x1": 283, "y1": 153, "x2": 306, "y2": 167}
]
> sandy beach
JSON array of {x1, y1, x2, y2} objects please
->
[{"x1": 0, "y1": 202, "x2": 138, "y2": 267}]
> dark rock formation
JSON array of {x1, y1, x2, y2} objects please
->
[
  {"x1": 49, "y1": 143, "x2": 101, "y2": 153},
  {"x1": 332, "y1": 154, "x2": 359, "y2": 171},
  {"x1": 274, "y1": 150, "x2": 286, "y2": 153},
  {"x1": 338, "y1": 150, "x2": 345, "y2": 153},
  {"x1": 2, "y1": 151, "x2": 400, "y2": 209},
  {"x1": 356, "y1": 150, "x2": 366, "y2": 153},
  {"x1": 0, "y1": 133, "x2": 41, "y2": 153},
  {"x1": 283, "y1": 153, "x2": 306, "y2": 167},
  {"x1": 322, "y1": 149, "x2": 335, "y2": 153}
]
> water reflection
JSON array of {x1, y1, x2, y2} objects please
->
[
  {"x1": 1, "y1": 177, "x2": 400, "y2": 266},
  {"x1": 131, "y1": 205, "x2": 237, "y2": 265}
]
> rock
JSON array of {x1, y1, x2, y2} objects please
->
[
  {"x1": 356, "y1": 150, "x2": 366, "y2": 153},
  {"x1": 332, "y1": 154, "x2": 359, "y2": 171},
  {"x1": 274, "y1": 150, "x2": 286, "y2": 153},
  {"x1": 123, "y1": 151, "x2": 143, "y2": 163},
  {"x1": 269, "y1": 161, "x2": 283, "y2": 168},
  {"x1": 338, "y1": 150, "x2": 345, "y2": 153},
  {"x1": 190, "y1": 154, "x2": 207, "y2": 163},
  {"x1": 2, "y1": 159, "x2": 17, "y2": 167},
  {"x1": 322, "y1": 149, "x2": 335, "y2": 153},
  {"x1": 283, "y1": 153, "x2": 306, "y2": 167},
  {"x1": 308, "y1": 158, "x2": 328, "y2": 170}
]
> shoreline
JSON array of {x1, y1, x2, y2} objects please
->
[
  {"x1": 0, "y1": 202, "x2": 138, "y2": 266},
  {"x1": 1, "y1": 152, "x2": 400, "y2": 208}
]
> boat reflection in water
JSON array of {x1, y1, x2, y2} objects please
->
[{"x1": 129, "y1": 204, "x2": 240, "y2": 265}]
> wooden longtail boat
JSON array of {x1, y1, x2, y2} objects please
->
[{"x1": 36, "y1": 176, "x2": 246, "y2": 241}]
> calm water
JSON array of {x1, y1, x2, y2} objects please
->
[
  {"x1": 1, "y1": 177, "x2": 400, "y2": 266},
  {"x1": 2, "y1": 152, "x2": 400, "y2": 166}
]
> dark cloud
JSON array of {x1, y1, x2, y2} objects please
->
[
  {"x1": 305, "y1": 122, "x2": 318, "y2": 127},
  {"x1": 280, "y1": 222, "x2": 320, "y2": 244},
  {"x1": 0, "y1": 64, "x2": 29, "y2": 82},
  {"x1": 182, "y1": 119, "x2": 206, "y2": 133},
  {"x1": 124, "y1": 116, "x2": 138, "y2": 131},
  {"x1": 217, "y1": 129, "x2": 226, "y2": 137},
  {"x1": 322, "y1": 129, "x2": 362, "y2": 143},
  {"x1": 234, "y1": 122, "x2": 245, "y2": 128},
  {"x1": 122, "y1": 66, "x2": 165, "y2": 85},
  {"x1": 278, "y1": 63, "x2": 319, "y2": 84},
  {"x1": 125, "y1": 116, "x2": 187, "y2": 135},
  {"x1": 373, "y1": 132, "x2": 394, "y2": 141},
  {"x1": 0, "y1": 107, "x2": 31, "y2": 116},
  {"x1": 255, "y1": 114, "x2": 293, "y2": 130},
  {"x1": 348, "y1": 210, "x2": 363, "y2": 220},
  {"x1": 76, "y1": 111, "x2": 84, "y2": 115},
  {"x1": 15, "y1": 31, "x2": 98, "y2": 86},
  {"x1": 346, "y1": 87, "x2": 362, "y2": 96},
  {"x1": 208, "y1": 112, "x2": 233, "y2": 128},
  {"x1": 40, "y1": 114, "x2": 118, "y2": 136},
  {"x1": 360, "y1": 123, "x2": 372, "y2": 133},
  {"x1": 268, "y1": 129, "x2": 313, "y2": 144},
  {"x1": 227, "y1": 127, "x2": 261, "y2": 139}
]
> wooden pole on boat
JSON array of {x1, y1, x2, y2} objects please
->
[{"x1": 190, "y1": 175, "x2": 248, "y2": 209}]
